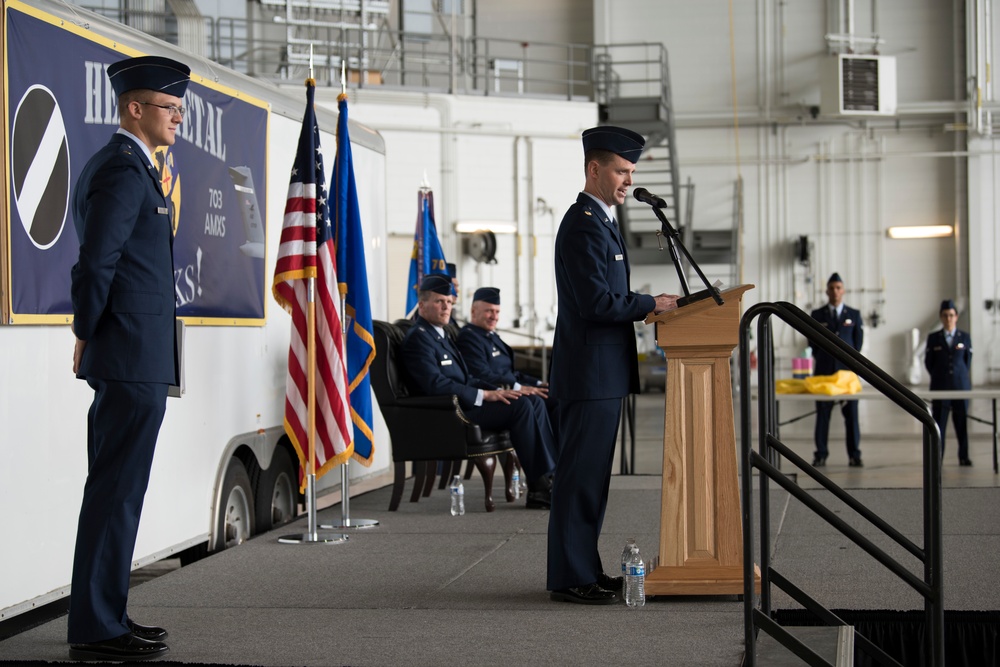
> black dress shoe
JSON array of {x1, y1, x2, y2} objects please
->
[
  {"x1": 812, "y1": 456, "x2": 826, "y2": 467},
  {"x1": 597, "y1": 572, "x2": 623, "y2": 592},
  {"x1": 128, "y1": 618, "x2": 168, "y2": 640},
  {"x1": 525, "y1": 489, "x2": 551, "y2": 509},
  {"x1": 69, "y1": 632, "x2": 168, "y2": 661},
  {"x1": 960, "y1": 459, "x2": 974, "y2": 467},
  {"x1": 849, "y1": 457, "x2": 864, "y2": 467},
  {"x1": 550, "y1": 583, "x2": 618, "y2": 605}
]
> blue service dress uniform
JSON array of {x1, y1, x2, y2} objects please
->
[
  {"x1": 456, "y1": 323, "x2": 543, "y2": 389},
  {"x1": 68, "y1": 133, "x2": 178, "y2": 643},
  {"x1": 547, "y1": 193, "x2": 655, "y2": 591},
  {"x1": 399, "y1": 316, "x2": 556, "y2": 481},
  {"x1": 456, "y1": 323, "x2": 555, "y2": 421},
  {"x1": 924, "y1": 328, "x2": 973, "y2": 461},
  {"x1": 810, "y1": 304, "x2": 864, "y2": 462}
]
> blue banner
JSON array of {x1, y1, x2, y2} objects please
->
[
  {"x1": 332, "y1": 94, "x2": 376, "y2": 465},
  {"x1": 405, "y1": 190, "x2": 448, "y2": 317},
  {"x1": 4, "y1": 3, "x2": 269, "y2": 323}
]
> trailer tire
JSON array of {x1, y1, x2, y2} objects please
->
[
  {"x1": 254, "y1": 446, "x2": 297, "y2": 532},
  {"x1": 212, "y1": 459, "x2": 254, "y2": 552}
]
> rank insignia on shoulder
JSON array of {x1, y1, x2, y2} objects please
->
[{"x1": 584, "y1": 210, "x2": 592, "y2": 216}]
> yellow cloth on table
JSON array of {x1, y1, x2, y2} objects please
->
[
  {"x1": 776, "y1": 378, "x2": 808, "y2": 394},
  {"x1": 775, "y1": 371, "x2": 861, "y2": 395},
  {"x1": 804, "y1": 370, "x2": 862, "y2": 395}
]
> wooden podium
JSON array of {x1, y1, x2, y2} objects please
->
[{"x1": 643, "y1": 284, "x2": 760, "y2": 596}]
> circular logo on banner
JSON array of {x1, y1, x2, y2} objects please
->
[{"x1": 10, "y1": 85, "x2": 70, "y2": 250}]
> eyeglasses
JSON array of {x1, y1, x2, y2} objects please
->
[{"x1": 138, "y1": 102, "x2": 186, "y2": 117}]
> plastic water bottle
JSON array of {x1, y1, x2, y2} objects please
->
[
  {"x1": 511, "y1": 466, "x2": 521, "y2": 500},
  {"x1": 449, "y1": 475, "x2": 465, "y2": 516},
  {"x1": 624, "y1": 544, "x2": 645, "y2": 608},
  {"x1": 621, "y1": 537, "x2": 636, "y2": 577}
]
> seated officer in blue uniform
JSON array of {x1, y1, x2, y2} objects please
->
[
  {"x1": 547, "y1": 126, "x2": 678, "y2": 605},
  {"x1": 925, "y1": 299, "x2": 974, "y2": 465},
  {"x1": 68, "y1": 55, "x2": 190, "y2": 662},
  {"x1": 810, "y1": 272, "x2": 865, "y2": 467},
  {"x1": 400, "y1": 275, "x2": 557, "y2": 508},
  {"x1": 456, "y1": 287, "x2": 549, "y2": 398}
]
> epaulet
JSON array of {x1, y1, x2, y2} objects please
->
[{"x1": 117, "y1": 142, "x2": 135, "y2": 157}]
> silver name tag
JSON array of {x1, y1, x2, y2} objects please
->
[
  {"x1": 441, "y1": 359, "x2": 453, "y2": 366},
  {"x1": 491, "y1": 350, "x2": 501, "y2": 357},
  {"x1": 614, "y1": 254, "x2": 624, "y2": 261},
  {"x1": 157, "y1": 207, "x2": 169, "y2": 214}
]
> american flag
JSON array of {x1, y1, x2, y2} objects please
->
[{"x1": 272, "y1": 79, "x2": 353, "y2": 490}]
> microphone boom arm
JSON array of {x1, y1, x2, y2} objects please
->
[{"x1": 646, "y1": 203, "x2": 724, "y2": 307}]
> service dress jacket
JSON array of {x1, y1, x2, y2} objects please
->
[
  {"x1": 71, "y1": 134, "x2": 178, "y2": 385},
  {"x1": 400, "y1": 315, "x2": 495, "y2": 410},
  {"x1": 550, "y1": 193, "x2": 655, "y2": 400},
  {"x1": 810, "y1": 304, "x2": 864, "y2": 375},
  {"x1": 925, "y1": 329, "x2": 972, "y2": 390},
  {"x1": 456, "y1": 323, "x2": 542, "y2": 389}
]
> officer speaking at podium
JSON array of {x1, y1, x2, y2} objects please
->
[{"x1": 547, "y1": 125, "x2": 679, "y2": 604}]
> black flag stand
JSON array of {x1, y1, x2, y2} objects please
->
[{"x1": 635, "y1": 191, "x2": 725, "y2": 308}]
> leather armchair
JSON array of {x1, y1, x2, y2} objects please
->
[{"x1": 371, "y1": 320, "x2": 517, "y2": 512}]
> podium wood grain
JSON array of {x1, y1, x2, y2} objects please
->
[{"x1": 643, "y1": 284, "x2": 761, "y2": 595}]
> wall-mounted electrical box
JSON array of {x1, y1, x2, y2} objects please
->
[{"x1": 820, "y1": 54, "x2": 897, "y2": 116}]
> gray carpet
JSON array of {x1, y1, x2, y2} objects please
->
[{"x1": 0, "y1": 475, "x2": 996, "y2": 666}]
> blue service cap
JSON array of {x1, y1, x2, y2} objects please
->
[
  {"x1": 107, "y1": 55, "x2": 191, "y2": 98},
  {"x1": 940, "y1": 299, "x2": 957, "y2": 313},
  {"x1": 582, "y1": 125, "x2": 645, "y2": 163},
  {"x1": 827, "y1": 272, "x2": 843, "y2": 285},
  {"x1": 419, "y1": 273, "x2": 452, "y2": 295},
  {"x1": 473, "y1": 287, "x2": 500, "y2": 305}
]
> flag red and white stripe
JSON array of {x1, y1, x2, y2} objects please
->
[{"x1": 273, "y1": 79, "x2": 353, "y2": 489}]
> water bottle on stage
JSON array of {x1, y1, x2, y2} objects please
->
[
  {"x1": 450, "y1": 475, "x2": 465, "y2": 516},
  {"x1": 624, "y1": 544, "x2": 645, "y2": 608}
]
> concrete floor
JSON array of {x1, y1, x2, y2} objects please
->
[{"x1": 1, "y1": 388, "x2": 997, "y2": 666}]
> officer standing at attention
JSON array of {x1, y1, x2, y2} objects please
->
[
  {"x1": 68, "y1": 55, "x2": 190, "y2": 661},
  {"x1": 810, "y1": 272, "x2": 865, "y2": 467},
  {"x1": 400, "y1": 275, "x2": 557, "y2": 508},
  {"x1": 547, "y1": 126, "x2": 678, "y2": 604},
  {"x1": 925, "y1": 299, "x2": 974, "y2": 465}
]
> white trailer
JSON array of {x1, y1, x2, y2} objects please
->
[{"x1": 0, "y1": 0, "x2": 390, "y2": 620}]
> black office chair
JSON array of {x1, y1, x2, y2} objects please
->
[{"x1": 371, "y1": 320, "x2": 517, "y2": 512}]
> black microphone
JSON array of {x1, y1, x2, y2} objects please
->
[{"x1": 633, "y1": 187, "x2": 667, "y2": 208}]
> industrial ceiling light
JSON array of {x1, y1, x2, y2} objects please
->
[
  {"x1": 454, "y1": 221, "x2": 518, "y2": 234},
  {"x1": 886, "y1": 225, "x2": 953, "y2": 239}
]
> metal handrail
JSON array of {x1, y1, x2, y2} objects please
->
[
  {"x1": 739, "y1": 301, "x2": 943, "y2": 667},
  {"x1": 84, "y1": 6, "x2": 663, "y2": 101}
]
